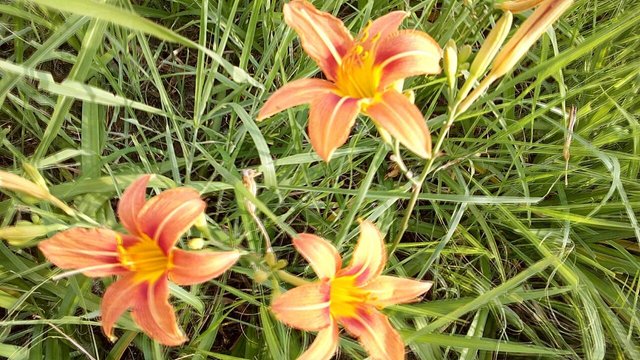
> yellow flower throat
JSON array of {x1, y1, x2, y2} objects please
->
[
  {"x1": 329, "y1": 275, "x2": 370, "y2": 319},
  {"x1": 334, "y1": 27, "x2": 383, "y2": 99},
  {"x1": 117, "y1": 234, "x2": 171, "y2": 283}
]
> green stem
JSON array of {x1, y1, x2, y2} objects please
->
[
  {"x1": 389, "y1": 108, "x2": 458, "y2": 255},
  {"x1": 276, "y1": 270, "x2": 311, "y2": 287}
]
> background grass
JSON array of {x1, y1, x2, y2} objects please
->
[{"x1": 1, "y1": 0, "x2": 639, "y2": 359}]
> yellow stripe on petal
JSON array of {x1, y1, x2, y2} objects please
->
[
  {"x1": 298, "y1": 321, "x2": 340, "y2": 360},
  {"x1": 283, "y1": 0, "x2": 353, "y2": 80},
  {"x1": 363, "y1": 275, "x2": 432, "y2": 308},
  {"x1": 293, "y1": 234, "x2": 342, "y2": 279},
  {"x1": 308, "y1": 94, "x2": 360, "y2": 162},
  {"x1": 258, "y1": 78, "x2": 337, "y2": 120},
  {"x1": 338, "y1": 221, "x2": 387, "y2": 285},
  {"x1": 340, "y1": 307, "x2": 405, "y2": 360},
  {"x1": 365, "y1": 90, "x2": 432, "y2": 159},
  {"x1": 375, "y1": 30, "x2": 442, "y2": 89},
  {"x1": 271, "y1": 282, "x2": 332, "y2": 331}
]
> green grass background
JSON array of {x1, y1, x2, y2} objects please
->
[{"x1": 1, "y1": 0, "x2": 639, "y2": 359}]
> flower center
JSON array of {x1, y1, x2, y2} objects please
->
[
  {"x1": 329, "y1": 275, "x2": 370, "y2": 319},
  {"x1": 334, "y1": 26, "x2": 383, "y2": 99},
  {"x1": 117, "y1": 234, "x2": 171, "y2": 284}
]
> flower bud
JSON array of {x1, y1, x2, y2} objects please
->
[
  {"x1": 491, "y1": 0, "x2": 574, "y2": 78},
  {"x1": 0, "y1": 170, "x2": 73, "y2": 215},
  {"x1": 187, "y1": 237, "x2": 205, "y2": 250},
  {"x1": 497, "y1": 0, "x2": 546, "y2": 13},
  {"x1": 443, "y1": 39, "x2": 458, "y2": 90},
  {"x1": 253, "y1": 269, "x2": 270, "y2": 284},
  {"x1": 469, "y1": 11, "x2": 513, "y2": 79},
  {"x1": 0, "y1": 223, "x2": 67, "y2": 246},
  {"x1": 458, "y1": 44, "x2": 473, "y2": 63}
]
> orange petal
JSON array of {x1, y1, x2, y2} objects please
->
[
  {"x1": 308, "y1": 93, "x2": 360, "y2": 161},
  {"x1": 283, "y1": 0, "x2": 353, "y2": 80},
  {"x1": 169, "y1": 249, "x2": 240, "y2": 285},
  {"x1": 257, "y1": 79, "x2": 337, "y2": 120},
  {"x1": 375, "y1": 30, "x2": 442, "y2": 88},
  {"x1": 117, "y1": 175, "x2": 151, "y2": 236},
  {"x1": 365, "y1": 90, "x2": 432, "y2": 158},
  {"x1": 362, "y1": 275, "x2": 432, "y2": 308},
  {"x1": 271, "y1": 281, "x2": 332, "y2": 331},
  {"x1": 38, "y1": 228, "x2": 128, "y2": 277},
  {"x1": 101, "y1": 273, "x2": 139, "y2": 340},
  {"x1": 131, "y1": 277, "x2": 187, "y2": 346},
  {"x1": 137, "y1": 188, "x2": 206, "y2": 253},
  {"x1": 360, "y1": 11, "x2": 408, "y2": 50},
  {"x1": 298, "y1": 321, "x2": 340, "y2": 360},
  {"x1": 341, "y1": 307, "x2": 404, "y2": 360},
  {"x1": 293, "y1": 234, "x2": 342, "y2": 279},
  {"x1": 338, "y1": 221, "x2": 386, "y2": 285}
]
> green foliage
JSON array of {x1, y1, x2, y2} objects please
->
[{"x1": 0, "y1": 0, "x2": 639, "y2": 359}]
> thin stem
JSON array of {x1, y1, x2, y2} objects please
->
[
  {"x1": 276, "y1": 270, "x2": 311, "y2": 286},
  {"x1": 389, "y1": 108, "x2": 458, "y2": 255}
]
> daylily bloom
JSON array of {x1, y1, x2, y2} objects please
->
[
  {"x1": 257, "y1": 0, "x2": 442, "y2": 161},
  {"x1": 38, "y1": 175, "x2": 240, "y2": 346},
  {"x1": 271, "y1": 221, "x2": 432, "y2": 359}
]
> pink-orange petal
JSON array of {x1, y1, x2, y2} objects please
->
[
  {"x1": 257, "y1": 79, "x2": 337, "y2": 120},
  {"x1": 131, "y1": 277, "x2": 187, "y2": 346},
  {"x1": 360, "y1": 11, "x2": 408, "y2": 50},
  {"x1": 137, "y1": 188, "x2": 205, "y2": 253},
  {"x1": 283, "y1": 0, "x2": 353, "y2": 80},
  {"x1": 293, "y1": 233, "x2": 341, "y2": 279},
  {"x1": 363, "y1": 275, "x2": 432, "y2": 308},
  {"x1": 271, "y1": 281, "x2": 332, "y2": 332},
  {"x1": 117, "y1": 175, "x2": 151, "y2": 236},
  {"x1": 298, "y1": 321, "x2": 340, "y2": 360},
  {"x1": 341, "y1": 307, "x2": 404, "y2": 360},
  {"x1": 338, "y1": 220, "x2": 386, "y2": 285},
  {"x1": 101, "y1": 273, "x2": 140, "y2": 340},
  {"x1": 308, "y1": 93, "x2": 360, "y2": 162},
  {"x1": 375, "y1": 30, "x2": 442, "y2": 88},
  {"x1": 38, "y1": 228, "x2": 127, "y2": 277},
  {"x1": 169, "y1": 249, "x2": 240, "y2": 285},
  {"x1": 365, "y1": 90, "x2": 432, "y2": 159}
]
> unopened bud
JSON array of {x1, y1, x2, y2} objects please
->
[
  {"x1": 264, "y1": 251, "x2": 277, "y2": 267},
  {"x1": 187, "y1": 237, "x2": 205, "y2": 250},
  {"x1": 491, "y1": 0, "x2": 573, "y2": 78},
  {"x1": 497, "y1": 0, "x2": 546, "y2": 13},
  {"x1": 469, "y1": 11, "x2": 513, "y2": 80},
  {"x1": 275, "y1": 259, "x2": 288, "y2": 270},
  {"x1": 403, "y1": 90, "x2": 415, "y2": 104},
  {"x1": 0, "y1": 170, "x2": 73, "y2": 215},
  {"x1": 443, "y1": 39, "x2": 458, "y2": 90},
  {"x1": 253, "y1": 269, "x2": 269, "y2": 284},
  {"x1": 22, "y1": 163, "x2": 47, "y2": 189},
  {"x1": 458, "y1": 44, "x2": 473, "y2": 63},
  {"x1": 0, "y1": 223, "x2": 67, "y2": 246}
]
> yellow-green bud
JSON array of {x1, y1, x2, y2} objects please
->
[
  {"x1": 0, "y1": 223, "x2": 67, "y2": 246},
  {"x1": 187, "y1": 237, "x2": 205, "y2": 250},
  {"x1": 253, "y1": 269, "x2": 270, "y2": 284},
  {"x1": 491, "y1": 0, "x2": 573, "y2": 78},
  {"x1": 458, "y1": 44, "x2": 473, "y2": 63},
  {"x1": 469, "y1": 11, "x2": 513, "y2": 79},
  {"x1": 443, "y1": 39, "x2": 458, "y2": 90}
]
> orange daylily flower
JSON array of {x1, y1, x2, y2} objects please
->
[
  {"x1": 38, "y1": 175, "x2": 240, "y2": 346},
  {"x1": 258, "y1": 0, "x2": 442, "y2": 161},
  {"x1": 271, "y1": 221, "x2": 432, "y2": 359}
]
